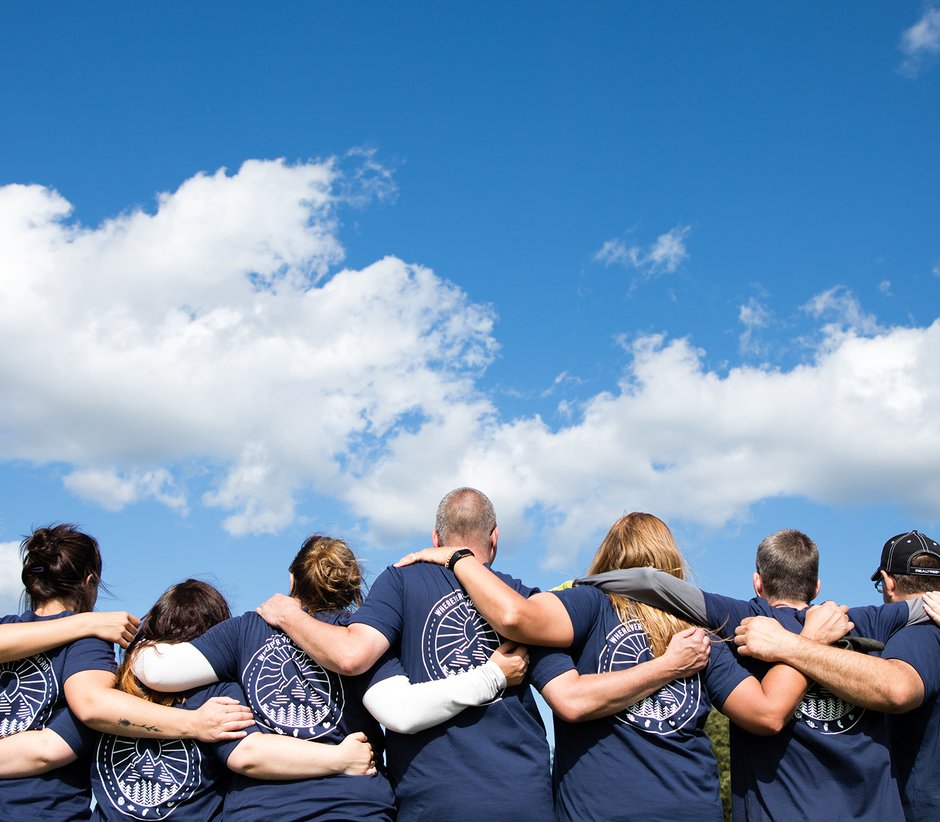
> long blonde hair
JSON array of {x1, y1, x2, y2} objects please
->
[{"x1": 586, "y1": 512, "x2": 694, "y2": 657}]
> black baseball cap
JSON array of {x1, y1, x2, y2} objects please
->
[{"x1": 871, "y1": 531, "x2": 940, "y2": 581}]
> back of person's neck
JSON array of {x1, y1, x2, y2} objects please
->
[
  {"x1": 766, "y1": 597, "x2": 809, "y2": 609},
  {"x1": 444, "y1": 541, "x2": 490, "y2": 564},
  {"x1": 33, "y1": 599, "x2": 73, "y2": 616}
]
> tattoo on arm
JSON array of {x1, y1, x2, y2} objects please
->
[{"x1": 117, "y1": 719, "x2": 162, "y2": 733}]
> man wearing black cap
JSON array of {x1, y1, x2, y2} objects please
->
[{"x1": 735, "y1": 530, "x2": 940, "y2": 821}]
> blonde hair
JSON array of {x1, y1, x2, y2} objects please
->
[
  {"x1": 586, "y1": 512, "x2": 694, "y2": 657},
  {"x1": 289, "y1": 535, "x2": 363, "y2": 613}
]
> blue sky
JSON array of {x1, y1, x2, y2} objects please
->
[{"x1": 1, "y1": 3, "x2": 939, "y2": 620}]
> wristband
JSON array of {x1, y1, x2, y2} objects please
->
[{"x1": 447, "y1": 549, "x2": 474, "y2": 572}]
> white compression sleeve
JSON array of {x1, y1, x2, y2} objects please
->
[
  {"x1": 362, "y1": 661, "x2": 508, "y2": 734},
  {"x1": 132, "y1": 643, "x2": 220, "y2": 692}
]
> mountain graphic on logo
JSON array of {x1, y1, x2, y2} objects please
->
[
  {"x1": 261, "y1": 674, "x2": 329, "y2": 727},
  {"x1": 0, "y1": 693, "x2": 34, "y2": 735},
  {"x1": 117, "y1": 750, "x2": 179, "y2": 807}
]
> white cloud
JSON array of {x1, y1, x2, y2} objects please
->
[
  {"x1": 350, "y1": 321, "x2": 940, "y2": 567},
  {"x1": 0, "y1": 541, "x2": 24, "y2": 614},
  {"x1": 878, "y1": 280, "x2": 893, "y2": 296},
  {"x1": 899, "y1": 7, "x2": 940, "y2": 77},
  {"x1": 0, "y1": 160, "x2": 495, "y2": 535},
  {"x1": 594, "y1": 225, "x2": 691, "y2": 280},
  {"x1": 802, "y1": 286, "x2": 883, "y2": 338},
  {"x1": 3, "y1": 164, "x2": 940, "y2": 573},
  {"x1": 738, "y1": 297, "x2": 771, "y2": 355}
]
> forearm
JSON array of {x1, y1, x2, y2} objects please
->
[
  {"x1": 0, "y1": 729, "x2": 76, "y2": 776},
  {"x1": 363, "y1": 663, "x2": 507, "y2": 734},
  {"x1": 0, "y1": 616, "x2": 96, "y2": 662},
  {"x1": 273, "y1": 610, "x2": 376, "y2": 676},
  {"x1": 227, "y1": 734, "x2": 348, "y2": 779},
  {"x1": 68, "y1": 684, "x2": 203, "y2": 738},
  {"x1": 543, "y1": 655, "x2": 685, "y2": 723},
  {"x1": 774, "y1": 636, "x2": 917, "y2": 712},
  {"x1": 576, "y1": 568, "x2": 709, "y2": 625}
]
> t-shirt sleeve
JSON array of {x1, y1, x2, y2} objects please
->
[
  {"x1": 45, "y1": 704, "x2": 94, "y2": 757},
  {"x1": 359, "y1": 647, "x2": 407, "y2": 691},
  {"x1": 528, "y1": 645, "x2": 576, "y2": 692},
  {"x1": 349, "y1": 567, "x2": 405, "y2": 646},
  {"x1": 552, "y1": 586, "x2": 602, "y2": 648},
  {"x1": 847, "y1": 602, "x2": 911, "y2": 644},
  {"x1": 62, "y1": 637, "x2": 116, "y2": 682},
  {"x1": 208, "y1": 681, "x2": 257, "y2": 764},
  {"x1": 703, "y1": 639, "x2": 751, "y2": 710},
  {"x1": 881, "y1": 625, "x2": 940, "y2": 701},
  {"x1": 192, "y1": 616, "x2": 243, "y2": 681},
  {"x1": 702, "y1": 593, "x2": 755, "y2": 638}
]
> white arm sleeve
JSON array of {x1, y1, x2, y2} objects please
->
[
  {"x1": 132, "y1": 643, "x2": 220, "y2": 692},
  {"x1": 362, "y1": 661, "x2": 508, "y2": 734}
]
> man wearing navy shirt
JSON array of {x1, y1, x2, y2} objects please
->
[
  {"x1": 257, "y1": 488, "x2": 553, "y2": 821},
  {"x1": 580, "y1": 528, "x2": 916, "y2": 820},
  {"x1": 735, "y1": 530, "x2": 940, "y2": 822}
]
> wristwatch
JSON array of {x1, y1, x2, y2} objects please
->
[{"x1": 447, "y1": 548, "x2": 474, "y2": 571}]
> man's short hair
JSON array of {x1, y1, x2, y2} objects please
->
[
  {"x1": 893, "y1": 554, "x2": 940, "y2": 595},
  {"x1": 755, "y1": 529, "x2": 819, "y2": 604},
  {"x1": 435, "y1": 488, "x2": 496, "y2": 547}
]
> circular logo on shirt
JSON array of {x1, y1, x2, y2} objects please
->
[
  {"x1": 96, "y1": 736, "x2": 201, "y2": 820},
  {"x1": 243, "y1": 633, "x2": 344, "y2": 739},
  {"x1": 422, "y1": 590, "x2": 501, "y2": 690},
  {"x1": 0, "y1": 654, "x2": 56, "y2": 736},
  {"x1": 794, "y1": 681, "x2": 864, "y2": 735},
  {"x1": 598, "y1": 620, "x2": 701, "y2": 736}
]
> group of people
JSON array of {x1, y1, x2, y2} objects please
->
[{"x1": 1, "y1": 487, "x2": 938, "y2": 821}]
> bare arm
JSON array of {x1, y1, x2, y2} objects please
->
[
  {"x1": 226, "y1": 731, "x2": 376, "y2": 779},
  {"x1": 540, "y1": 628, "x2": 711, "y2": 722},
  {"x1": 255, "y1": 594, "x2": 390, "y2": 676},
  {"x1": 0, "y1": 612, "x2": 140, "y2": 661},
  {"x1": 0, "y1": 729, "x2": 77, "y2": 776},
  {"x1": 363, "y1": 643, "x2": 525, "y2": 734},
  {"x1": 64, "y1": 669, "x2": 255, "y2": 741},
  {"x1": 396, "y1": 549, "x2": 574, "y2": 646},
  {"x1": 734, "y1": 615, "x2": 924, "y2": 714}
]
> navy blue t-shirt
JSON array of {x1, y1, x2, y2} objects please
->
[
  {"x1": 191, "y1": 610, "x2": 395, "y2": 821},
  {"x1": 882, "y1": 622, "x2": 940, "y2": 821},
  {"x1": 0, "y1": 611, "x2": 115, "y2": 820},
  {"x1": 530, "y1": 585, "x2": 748, "y2": 822},
  {"x1": 353, "y1": 563, "x2": 553, "y2": 822},
  {"x1": 90, "y1": 681, "x2": 246, "y2": 821},
  {"x1": 702, "y1": 594, "x2": 907, "y2": 821}
]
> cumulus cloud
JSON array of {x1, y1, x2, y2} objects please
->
[
  {"x1": 350, "y1": 321, "x2": 940, "y2": 567},
  {"x1": 594, "y1": 225, "x2": 691, "y2": 282},
  {"x1": 0, "y1": 160, "x2": 495, "y2": 535},
  {"x1": 0, "y1": 541, "x2": 23, "y2": 613},
  {"x1": 900, "y1": 6, "x2": 940, "y2": 77},
  {"x1": 3, "y1": 163, "x2": 940, "y2": 571}
]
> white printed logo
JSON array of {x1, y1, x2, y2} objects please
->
[
  {"x1": 599, "y1": 620, "x2": 701, "y2": 736},
  {"x1": 794, "y1": 682, "x2": 863, "y2": 734},
  {"x1": 0, "y1": 655, "x2": 56, "y2": 736},
  {"x1": 422, "y1": 591, "x2": 501, "y2": 689},
  {"x1": 96, "y1": 736, "x2": 200, "y2": 819},
  {"x1": 243, "y1": 633, "x2": 344, "y2": 738}
]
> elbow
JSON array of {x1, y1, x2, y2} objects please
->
[
  {"x1": 497, "y1": 602, "x2": 534, "y2": 644},
  {"x1": 547, "y1": 696, "x2": 591, "y2": 724},
  {"x1": 332, "y1": 649, "x2": 371, "y2": 677},
  {"x1": 881, "y1": 683, "x2": 921, "y2": 715},
  {"x1": 225, "y1": 741, "x2": 261, "y2": 776},
  {"x1": 68, "y1": 689, "x2": 109, "y2": 727},
  {"x1": 734, "y1": 709, "x2": 789, "y2": 737}
]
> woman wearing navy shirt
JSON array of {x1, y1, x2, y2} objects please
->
[
  {"x1": 0, "y1": 524, "x2": 254, "y2": 820},
  {"x1": 134, "y1": 535, "x2": 398, "y2": 821},
  {"x1": 400, "y1": 512, "x2": 849, "y2": 821}
]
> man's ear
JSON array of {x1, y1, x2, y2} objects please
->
[
  {"x1": 883, "y1": 571, "x2": 898, "y2": 600},
  {"x1": 753, "y1": 572, "x2": 764, "y2": 598},
  {"x1": 488, "y1": 525, "x2": 499, "y2": 563},
  {"x1": 813, "y1": 579, "x2": 821, "y2": 600},
  {"x1": 432, "y1": 530, "x2": 442, "y2": 549}
]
